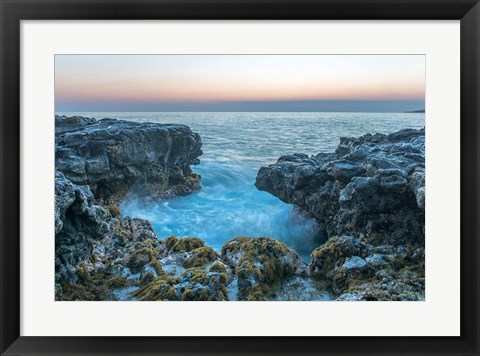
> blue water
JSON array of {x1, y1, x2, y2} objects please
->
[{"x1": 57, "y1": 112, "x2": 425, "y2": 260}]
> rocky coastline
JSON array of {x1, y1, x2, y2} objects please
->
[
  {"x1": 256, "y1": 128, "x2": 425, "y2": 300},
  {"x1": 55, "y1": 115, "x2": 202, "y2": 204},
  {"x1": 54, "y1": 116, "x2": 311, "y2": 301},
  {"x1": 55, "y1": 115, "x2": 424, "y2": 301}
]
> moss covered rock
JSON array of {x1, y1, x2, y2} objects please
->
[
  {"x1": 222, "y1": 237, "x2": 306, "y2": 301},
  {"x1": 165, "y1": 236, "x2": 205, "y2": 252},
  {"x1": 310, "y1": 235, "x2": 367, "y2": 278},
  {"x1": 59, "y1": 266, "x2": 119, "y2": 301},
  {"x1": 132, "y1": 266, "x2": 229, "y2": 301},
  {"x1": 183, "y1": 246, "x2": 218, "y2": 268},
  {"x1": 336, "y1": 273, "x2": 425, "y2": 301},
  {"x1": 309, "y1": 234, "x2": 424, "y2": 300}
]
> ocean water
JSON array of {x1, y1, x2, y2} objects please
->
[{"x1": 57, "y1": 112, "x2": 425, "y2": 260}]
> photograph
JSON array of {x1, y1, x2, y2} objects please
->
[
  {"x1": 54, "y1": 54, "x2": 425, "y2": 302},
  {"x1": 2, "y1": 0, "x2": 478, "y2": 353}
]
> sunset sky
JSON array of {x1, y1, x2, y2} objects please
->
[{"x1": 55, "y1": 55, "x2": 425, "y2": 112}]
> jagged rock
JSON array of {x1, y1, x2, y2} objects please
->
[
  {"x1": 55, "y1": 115, "x2": 202, "y2": 202},
  {"x1": 256, "y1": 128, "x2": 425, "y2": 301},
  {"x1": 55, "y1": 172, "x2": 111, "y2": 288},
  {"x1": 256, "y1": 128, "x2": 425, "y2": 240}
]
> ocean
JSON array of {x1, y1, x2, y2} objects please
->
[{"x1": 56, "y1": 112, "x2": 425, "y2": 260}]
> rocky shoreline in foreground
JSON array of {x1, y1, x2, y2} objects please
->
[
  {"x1": 256, "y1": 128, "x2": 425, "y2": 300},
  {"x1": 55, "y1": 115, "x2": 425, "y2": 301}
]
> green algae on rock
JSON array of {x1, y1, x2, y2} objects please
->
[
  {"x1": 132, "y1": 266, "x2": 229, "y2": 301},
  {"x1": 221, "y1": 237, "x2": 307, "y2": 300},
  {"x1": 183, "y1": 246, "x2": 218, "y2": 268},
  {"x1": 165, "y1": 236, "x2": 205, "y2": 253},
  {"x1": 309, "y1": 234, "x2": 424, "y2": 300}
]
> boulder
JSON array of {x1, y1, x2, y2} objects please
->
[
  {"x1": 256, "y1": 128, "x2": 425, "y2": 240},
  {"x1": 55, "y1": 115, "x2": 202, "y2": 202},
  {"x1": 256, "y1": 128, "x2": 425, "y2": 301}
]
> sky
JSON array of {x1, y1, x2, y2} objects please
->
[{"x1": 55, "y1": 55, "x2": 425, "y2": 112}]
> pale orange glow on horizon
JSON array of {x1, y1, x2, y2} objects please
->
[{"x1": 55, "y1": 55, "x2": 425, "y2": 110}]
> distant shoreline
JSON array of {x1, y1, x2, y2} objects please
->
[{"x1": 404, "y1": 109, "x2": 425, "y2": 113}]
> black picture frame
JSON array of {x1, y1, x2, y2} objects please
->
[{"x1": 1, "y1": 0, "x2": 479, "y2": 355}]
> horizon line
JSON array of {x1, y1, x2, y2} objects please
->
[
  {"x1": 56, "y1": 109, "x2": 425, "y2": 114},
  {"x1": 56, "y1": 99, "x2": 425, "y2": 113}
]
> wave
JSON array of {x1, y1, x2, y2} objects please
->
[{"x1": 122, "y1": 159, "x2": 325, "y2": 261}]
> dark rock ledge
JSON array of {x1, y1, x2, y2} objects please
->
[
  {"x1": 55, "y1": 115, "x2": 202, "y2": 203},
  {"x1": 256, "y1": 128, "x2": 425, "y2": 300}
]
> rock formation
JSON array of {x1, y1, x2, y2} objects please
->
[
  {"x1": 55, "y1": 115, "x2": 425, "y2": 301},
  {"x1": 55, "y1": 171, "x2": 110, "y2": 289},
  {"x1": 54, "y1": 115, "x2": 308, "y2": 301},
  {"x1": 256, "y1": 128, "x2": 425, "y2": 300},
  {"x1": 55, "y1": 169, "x2": 306, "y2": 301},
  {"x1": 55, "y1": 115, "x2": 202, "y2": 202},
  {"x1": 221, "y1": 237, "x2": 306, "y2": 300},
  {"x1": 55, "y1": 115, "x2": 203, "y2": 299}
]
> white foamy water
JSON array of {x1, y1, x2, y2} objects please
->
[{"x1": 57, "y1": 112, "x2": 425, "y2": 260}]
